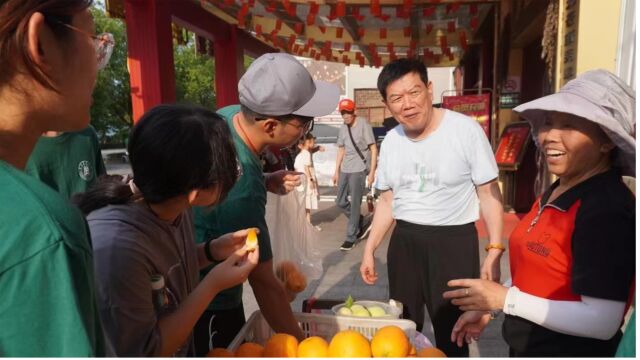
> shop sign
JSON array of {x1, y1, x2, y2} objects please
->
[
  {"x1": 442, "y1": 93, "x2": 491, "y2": 138},
  {"x1": 495, "y1": 122, "x2": 531, "y2": 170}
]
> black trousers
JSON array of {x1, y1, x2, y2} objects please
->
[
  {"x1": 193, "y1": 305, "x2": 246, "y2": 356},
  {"x1": 388, "y1": 220, "x2": 479, "y2": 357}
]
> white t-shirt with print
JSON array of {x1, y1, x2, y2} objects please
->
[{"x1": 375, "y1": 109, "x2": 498, "y2": 225}]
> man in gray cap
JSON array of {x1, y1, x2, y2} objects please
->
[{"x1": 192, "y1": 53, "x2": 340, "y2": 354}]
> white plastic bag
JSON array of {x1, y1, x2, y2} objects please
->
[{"x1": 267, "y1": 190, "x2": 323, "y2": 299}]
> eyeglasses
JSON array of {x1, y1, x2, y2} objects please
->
[
  {"x1": 256, "y1": 116, "x2": 315, "y2": 135},
  {"x1": 283, "y1": 118, "x2": 314, "y2": 135},
  {"x1": 55, "y1": 21, "x2": 115, "y2": 70}
]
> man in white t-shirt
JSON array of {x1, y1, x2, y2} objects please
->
[{"x1": 359, "y1": 58, "x2": 504, "y2": 357}]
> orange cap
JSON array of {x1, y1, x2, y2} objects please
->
[{"x1": 338, "y1": 99, "x2": 355, "y2": 112}]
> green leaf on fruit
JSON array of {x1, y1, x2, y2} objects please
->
[{"x1": 345, "y1": 295, "x2": 354, "y2": 308}]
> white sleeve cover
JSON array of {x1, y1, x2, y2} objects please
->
[{"x1": 502, "y1": 286, "x2": 626, "y2": 340}]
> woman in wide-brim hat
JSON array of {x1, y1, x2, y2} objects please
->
[{"x1": 442, "y1": 69, "x2": 635, "y2": 357}]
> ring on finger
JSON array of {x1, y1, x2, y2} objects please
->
[{"x1": 464, "y1": 288, "x2": 469, "y2": 296}]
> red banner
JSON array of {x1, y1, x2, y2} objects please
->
[
  {"x1": 442, "y1": 94, "x2": 491, "y2": 138},
  {"x1": 494, "y1": 124, "x2": 531, "y2": 168}
]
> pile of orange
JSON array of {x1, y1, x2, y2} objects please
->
[{"x1": 206, "y1": 326, "x2": 447, "y2": 357}]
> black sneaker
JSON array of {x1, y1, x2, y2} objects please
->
[
  {"x1": 340, "y1": 241, "x2": 355, "y2": 251},
  {"x1": 357, "y1": 214, "x2": 373, "y2": 239}
]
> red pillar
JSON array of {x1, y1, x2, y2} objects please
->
[
  {"x1": 214, "y1": 27, "x2": 243, "y2": 108},
  {"x1": 124, "y1": 0, "x2": 176, "y2": 123}
]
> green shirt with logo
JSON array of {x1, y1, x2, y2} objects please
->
[
  {"x1": 25, "y1": 126, "x2": 106, "y2": 199},
  {"x1": 0, "y1": 160, "x2": 105, "y2": 356},
  {"x1": 193, "y1": 105, "x2": 272, "y2": 310}
]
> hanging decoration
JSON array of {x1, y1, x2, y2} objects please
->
[
  {"x1": 403, "y1": 26, "x2": 411, "y2": 37},
  {"x1": 426, "y1": 24, "x2": 434, "y2": 34},
  {"x1": 352, "y1": 7, "x2": 364, "y2": 21},
  {"x1": 470, "y1": 16, "x2": 479, "y2": 30},
  {"x1": 336, "y1": 1, "x2": 346, "y2": 17},
  {"x1": 294, "y1": 23, "x2": 303, "y2": 35},
  {"x1": 371, "y1": 0, "x2": 381, "y2": 17},
  {"x1": 439, "y1": 35, "x2": 448, "y2": 53},
  {"x1": 459, "y1": 30, "x2": 468, "y2": 51},
  {"x1": 380, "y1": 28, "x2": 387, "y2": 39},
  {"x1": 423, "y1": 6, "x2": 436, "y2": 17},
  {"x1": 446, "y1": 3, "x2": 460, "y2": 14},
  {"x1": 344, "y1": 42, "x2": 351, "y2": 52},
  {"x1": 447, "y1": 20, "x2": 456, "y2": 33},
  {"x1": 336, "y1": 27, "x2": 344, "y2": 38}
]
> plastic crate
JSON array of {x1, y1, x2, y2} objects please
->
[{"x1": 227, "y1": 310, "x2": 416, "y2": 352}]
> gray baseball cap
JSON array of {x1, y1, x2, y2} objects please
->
[
  {"x1": 514, "y1": 69, "x2": 636, "y2": 176},
  {"x1": 238, "y1": 53, "x2": 340, "y2": 117}
]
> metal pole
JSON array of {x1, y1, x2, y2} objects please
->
[{"x1": 491, "y1": 1, "x2": 500, "y2": 149}]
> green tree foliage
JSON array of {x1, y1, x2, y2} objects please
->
[
  {"x1": 90, "y1": 7, "x2": 132, "y2": 146},
  {"x1": 173, "y1": 37, "x2": 216, "y2": 109}
]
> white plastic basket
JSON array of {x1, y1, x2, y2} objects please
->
[
  {"x1": 227, "y1": 310, "x2": 416, "y2": 352},
  {"x1": 330, "y1": 300, "x2": 402, "y2": 319}
]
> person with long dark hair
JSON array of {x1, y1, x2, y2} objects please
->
[
  {"x1": 0, "y1": 0, "x2": 111, "y2": 355},
  {"x1": 73, "y1": 104, "x2": 259, "y2": 356}
]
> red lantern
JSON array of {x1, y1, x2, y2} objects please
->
[
  {"x1": 336, "y1": 27, "x2": 344, "y2": 38},
  {"x1": 380, "y1": 28, "x2": 387, "y2": 39},
  {"x1": 459, "y1": 31, "x2": 468, "y2": 51},
  {"x1": 447, "y1": 20, "x2": 455, "y2": 33},
  {"x1": 426, "y1": 24, "x2": 433, "y2": 34},
  {"x1": 471, "y1": 16, "x2": 479, "y2": 30},
  {"x1": 287, "y1": 3, "x2": 297, "y2": 17},
  {"x1": 336, "y1": 1, "x2": 346, "y2": 17},
  {"x1": 371, "y1": 0, "x2": 381, "y2": 16},
  {"x1": 423, "y1": 6, "x2": 435, "y2": 17}
]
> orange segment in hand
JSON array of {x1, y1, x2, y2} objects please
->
[{"x1": 245, "y1": 228, "x2": 258, "y2": 251}]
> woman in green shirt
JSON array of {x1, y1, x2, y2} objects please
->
[{"x1": 0, "y1": 0, "x2": 113, "y2": 356}]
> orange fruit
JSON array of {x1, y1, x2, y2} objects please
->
[
  {"x1": 328, "y1": 330, "x2": 372, "y2": 358},
  {"x1": 297, "y1": 336, "x2": 329, "y2": 357},
  {"x1": 275, "y1": 261, "x2": 297, "y2": 280},
  {"x1": 417, "y1": 347, "x2": 447, "y2": 357},
  {"x1": 409, "y1": 345, "x2": 417, "y2": 357},
  {"x1": 235, "y1": 342, "x2": 264, "y2": 357},
  {"x1": 285, "y1": 269, "x2": 307, "y2": 293},
  {"x1": 263, "y1": 333, "x2": 298, "y2": 357},
  {"x1": 370, "y1": 325, "x2": 410, "y2": 357},
  {"x1": 275, "y1": 261, "x2": 307, "y2": 293},
  {"x1": 207, "y1": 347, "x2": 234, "y2": 357},
  {"x1": 245, "y1": 228, "x2": 258, "y2": 251}
]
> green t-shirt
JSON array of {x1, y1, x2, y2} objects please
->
[
  {"x1": 616, "y1": 307, "x2": 635, "y2": 357},
  {"x1": 0, "y1": 160, "x2": 105, "y2": 356},
  {"x1": 192, "y1": 105, "x2": 272, "y2": 310},
  {"x1": 25, "y1": 126, "x2": 106, "y2": 199}
]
